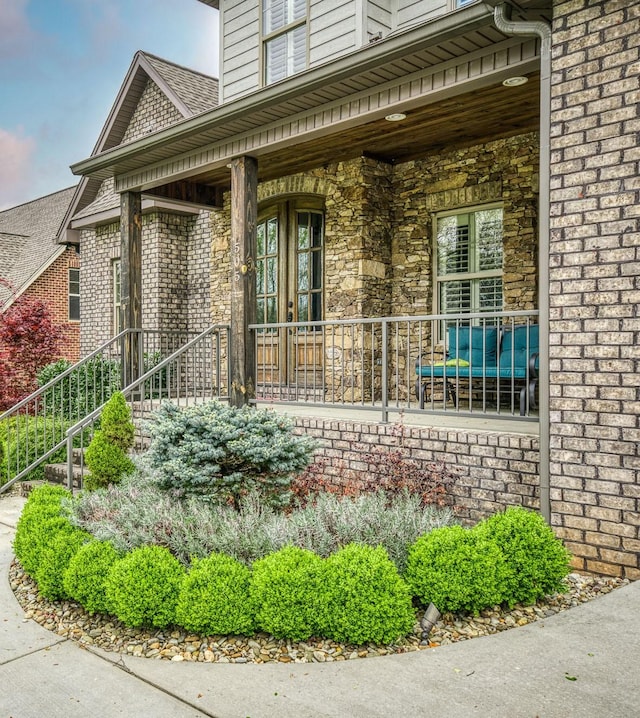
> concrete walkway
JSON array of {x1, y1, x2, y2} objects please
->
[{"x1": 1, "y1": 492, "x2": 639, "y2": 718}]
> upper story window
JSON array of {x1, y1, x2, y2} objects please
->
[
  {"x1": 435, "y1": 205, "x2": 503, "y2": 323},
  {"x1": 68, "y1": 268, "x2": 80, "y2": 321},
  {"x1": 263, "y1": 0, "x2": 307, "y2": 85}
]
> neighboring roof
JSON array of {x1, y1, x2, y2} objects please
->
[
  {"x1": 0, "y1": 186, "x2": 77, "y2": 307},
  {"x1": 64, "y1": 51, "x2": 219, "y2": 232}
]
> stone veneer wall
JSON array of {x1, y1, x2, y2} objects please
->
[
  {"x1": 392, "y1": 133, "x2": 539, "y2": 317},
  {"x1": 548, "y1": 0, "x2": 640, "y2": 578}
]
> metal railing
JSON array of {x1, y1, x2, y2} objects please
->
[
  {"x1": 251, "y1": 311, "x2": 539, "y2": 423},
  {"x1": 0, "y1": 328, "x2": 213, "y2": 494},
  {"x1": 65, "y1": 325, "x2": 229, "y2": 489}
]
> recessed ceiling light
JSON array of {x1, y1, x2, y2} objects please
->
[
  {"x1": 385, "y1": 112, "x2": 407, "y2": 121},
  {"x1": 502, "y1": 76, "x2": 528, "y2": 87}
]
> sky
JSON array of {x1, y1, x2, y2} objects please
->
[{"x1": 0, "y1": 0, "x2": 219, "y2": 210}]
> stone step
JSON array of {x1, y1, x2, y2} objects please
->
[{"x1": 44, "y1": 462, "x2": 84, "y2": 489}]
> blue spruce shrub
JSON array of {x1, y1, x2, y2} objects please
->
[
  {"x1": 144, "y1": 400, "x2": 317, "y2": 509},
  {"x1": 321, "y1": 543, "x2": 415, "y2": 645},
  {"x1": 176, "y1": 553, "x2": 254, "y2": 636},
  {"x1": 474, "y1": 507, "x2": 571, "y2": 607},
  {"x1": 405, "y1": 525, "x2": 505, "y2": 614},
  {"x1": 105, "y1": 545, "x2": 185, "y2": 628},
  {"x1": 63, "y1": 540, "x2": 121, "y2": 615},
  {"x1": 249, "y1": 546, "x2": 325, "y2": 641}
]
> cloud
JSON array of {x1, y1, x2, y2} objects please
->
[
  {"x1": 0, "y1": 0, "x2": 37, "y2": 59},
  {"x1": 0, "y1": 128, "x2": 36, "y2": 209}
]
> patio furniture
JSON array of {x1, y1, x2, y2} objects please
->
[{"x1": 415, "y1": 324, "x2": 539, "y2": 415}]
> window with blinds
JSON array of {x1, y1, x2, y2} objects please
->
[
  {"x1": 263, "y1": 0, "x2": 307, "y2": 84},
  {"x1": 68, "y1": 268, "x2": 80, "y2": 321},
  {"x1": 435, "y1": 206, "x2": 503, "y2": 321}
]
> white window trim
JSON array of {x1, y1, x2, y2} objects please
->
[
  {"x1": 260, "y1": 0, "x2": 309, "y2": 86},
  {"x1": 68, "y1": 267, "x2": 80, "y2": 322},
  {"x1": 432, "y1": 201, "x2": 504, "y2": 319}
]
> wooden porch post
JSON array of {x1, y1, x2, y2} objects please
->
[
  {"x1": 120, "y1": 191, "x2": 143, "y2": 387},
  {"x1": 229, "y1": 156, "x2": 258, "y2": 407}
]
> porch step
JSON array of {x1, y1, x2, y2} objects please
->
[{"x1": 44, "y1": 462, "x2": 84, "y2": 489}]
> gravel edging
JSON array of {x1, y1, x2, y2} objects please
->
[{"x1": 8, "y1": 559, "x2": 629, "y2": 664}]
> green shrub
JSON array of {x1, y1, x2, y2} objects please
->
[
  {"x1": 176, "y1": 553, "x2": 254, "y2": 636},
  {"x1": 13, "y1": 485, "x2": 72, "y2": 574},
  {"x1": 474, "y1": 507, "x2": 571, "y2": 607},
  {"x1": 84, "y1": 430, "x2": 135, "y2": 490},
  {"x1": 99, "y1": 391, "x2": 134, "y2": 452},
  {"x1": 35, "y1": 527, "x2": 90, "y2": 600},
  {"x1": 37, "y1": 357, "x2": 120, "y2": 422},
  {"x1": 20, "y1": 483, "x2": 71, "y2": 507},
  {"x1": 0, "y1": 416, "x2": 71, "y2": 485},
  {"x1": 249, "y1": 546, "x2": 324, "y2": 641},
  {"x1": 15, "y1": 515, "x2": 76, "y2": 578},
  {"x1": 405, "y1": 525, "x2": 506, "y2": 614},
  {"x1": 144, "y1": 401, "x2": 317, "y2": 508},
  {"x1": 321, "y1": 544, "x2": 415, "y2": 645},
  {"x1": 105, "y1": 546, "x2": 185, "y2": 628},
  {"x1": 63, "y1": 541, "x2": 121, "y2": 614}
]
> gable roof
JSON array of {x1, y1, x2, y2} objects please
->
[
  {"x1": 0, "y1": 186, "x2": 77, "y2": 308},
  {"x1": 63, "y1": 51, "x2": 219, "y2": 232}
]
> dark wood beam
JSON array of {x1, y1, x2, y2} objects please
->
[
  {"x1": 144, "y1": 181, "x2": 221, "y2": 208},
  {"x1": 120, "y1": 191, "x2": 143, "y2": 387},
  {"x1": 229, "y1": 156, "x2": 258, "y2": 407}
]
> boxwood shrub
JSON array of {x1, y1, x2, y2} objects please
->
[
  {"x1": 13, "y1": 485, "x2": 73, "y2": 577},
  {"x1": 474, "y1": 507, "x2": 570, "y2": 607},
  {"x1": 321, "y1": 543, "x2": 415, "y2": 645},
  {"x1": 105, "y1": 545, "x2": 185, "y2": 628},
  {"x1": 35, "y1": 527, "x2": 91, "y2": 601},
  {"x1": 63, "y1": 540, "x2": 121, "y2": 615},
  {"x1": 405, "y1": 525, "x2": 506, "y2": 614},
  {"x1": 249, "y1": 546, "x2": 325, "y2": 641},
  {"x1": 176, "y1": 553, "x2": 254, "y2": 636}
]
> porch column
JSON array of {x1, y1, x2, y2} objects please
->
[
  {"x1": 229, "y1": 156, "x2": 258, "y2": 407},
  {"x1": 120, "y1": 190, "x2": 143, "y2": 387}
]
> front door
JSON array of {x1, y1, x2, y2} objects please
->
[{"x1": 255, "y1": 199, "x2": 324, "y2": 391}]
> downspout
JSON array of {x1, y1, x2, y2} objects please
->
[{"x1": 490, "y1": 2, "x2": 552, "y2": 522}]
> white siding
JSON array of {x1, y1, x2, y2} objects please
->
[
  {"x1": 397, "y1": 0, "x2": 448, "y2": 29},
  {"x1": 219, "y1": 0, "x2": 454, "y2": 102},
  {"x1": 367, "y1": 0, "x2": 393, "y2": 39},
  {"x1": 309, "y1": 0, "x2": 358, "y2": 67},
  {"x1": 220, "y1": 0, "x2": 260, "y2": 102}
]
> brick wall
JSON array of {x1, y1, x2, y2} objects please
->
[
  {"x1": 295, "y1": 416, "x2": 540, "y2": 523},
  {"x1": 121, "y1": 80, "x2": 184, "y2": 143},
  {"x1": 80, "y1": 210, "x2": 212, "y2": 353},
  {"x1": 549, "y1": 0, "x2": 640, "y2": 578},
  {"x1": 19, "y1": 247, "x2": 80, "y2": 362}
]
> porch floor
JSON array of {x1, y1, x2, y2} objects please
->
[{"x1": 254, "y1": 401, "x2": 539, "y2": 437}]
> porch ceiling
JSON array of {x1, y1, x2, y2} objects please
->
[
  {"x1": 71, "y1": 1, "x2": 546, "y2": 196},
  {"x1": 190, "y1": 72, "x2": 540, "y2": 189}
]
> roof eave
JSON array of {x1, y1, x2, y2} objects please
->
[{"x1": 70, "y1": 2, "x2": 495, "y2": 179}]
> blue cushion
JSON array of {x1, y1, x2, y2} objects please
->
[
  {"x1": 499, "y1": 325, "x2": 538, "y2": 373},
  {"x1": 448, "y1": 326, "x2": 498, "y2": 367}
]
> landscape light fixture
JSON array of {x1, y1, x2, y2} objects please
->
[{"x1": 420, "y1": 602, "x2": 442, "y2": 639}]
